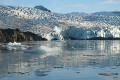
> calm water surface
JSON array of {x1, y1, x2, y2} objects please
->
[{"x1": 0, "y1": 40, "x2": 120, "y2": 80}]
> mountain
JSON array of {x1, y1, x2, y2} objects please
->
[
  {"x1": 34, "y1": 5, "x2": 51, "y2": 12},
  {"x1": 0, "y1": 5, "x2": 120, "y2": 40},
  {"x1": 66, "y1": 12, "x2": 88, "y2": 15},
  {"x1": 67, "y1": 11, "x2": 120, "y2": 16},
  {"x1": 93, "y1": 11, "x2": 120, "y2": 16}
]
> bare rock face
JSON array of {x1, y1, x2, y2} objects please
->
[
  {"x1": 0, "y1": 28, "x2": 47, "y2": 43},
  {"x1": 34, "y1": 6, "x2": 51, "y2": 12}
]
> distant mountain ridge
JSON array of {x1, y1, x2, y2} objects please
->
[
  {"x1": 66, "y1": 12, "x2": 88, "y2": 15},
  {"x1": 68, "y1": 11, "x2": 120, "y2": 16},
  {"x1": 93, "y1": 11, "x2": 120, "y2": 16}
]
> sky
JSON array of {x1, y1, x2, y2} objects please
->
[{"x1": 0, "y1": 0, "x2": 120, "y2": 13}]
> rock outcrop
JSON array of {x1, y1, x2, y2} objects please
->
[
  {"x1": 0, "y1": 28, "x2": 46, "y2": 43},
  {"x1": 34, "y1": 5, "x2": 51, "y2": 12}
]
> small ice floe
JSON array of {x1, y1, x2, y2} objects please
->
[
  {"x1": 24, "y1": 47, "x2": 46, "y2": 54},
  {"x1": 98, "y1": 73, "x2": 119, "y2": 76},
  {"x1": 3, "y1": 42, "x2": 28, "y2": 50},
  {"x1": 35, "y1": 69, "x2": 51, "y2": 77},
  {"x1": 24, "y1": 46, "x2": 61, "y2": 57},
  {"x1": 6, "y1": 42, "x2": 21, "y2": 47},
  {"x1": 24, "y1": 46, "x2": 61, "y2": 53},
  {"x1": 40, "y1": 51, "x2": 59, "y2": 58},
  {"x1": 40, "y1": 46, "x2": 61, "y2": 52}
]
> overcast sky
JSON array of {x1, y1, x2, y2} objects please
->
[{"x1": 0, "y1": 0, "x2": 120, "y2": 13}]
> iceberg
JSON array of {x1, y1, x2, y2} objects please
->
[
  {"x1": 24, "y1": 47, "x2": 45, "y2": 53},
  {"x1": 24, "y1": 46, "x2": 61, "y2": 58},
  {"x1": 6, "y1": 42, "x2": 22, "y2": 47},
  {"x1": 3, "y1": 42, "x2": 27, "y2": 50},
  {"x1": 24, "y1": 46, "x2": 61, "y2": 53},
  {"x1": 40, "y1": 46, "x2": 61, "y2": 52}
]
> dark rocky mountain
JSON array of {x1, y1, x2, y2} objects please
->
[
  {"x1": 34, "y1": 5, "x2": 51, "y2": 12},
  {"x1": 0, "y1": 28, "x2": 46, "y2": 43}
]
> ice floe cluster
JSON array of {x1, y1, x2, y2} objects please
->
[{"x1": 3, "y1": 42, "x2": 28, "y2": 50}]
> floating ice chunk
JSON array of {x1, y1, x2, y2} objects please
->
[
  {"x1": 24, "y1": 47, "x2": 45, "y2": 53},
  {"x1": 24, "y1": 46, "x2": 61, "y2": 55},
  {"x1": 40, "y1": 46, "x2": 61, "y2": 52},
  {"x1": 6, "y1": 42, "x2": 21, "y2": 47},
  {"x1": 40, "y1": 52, "x2": 59, "y2": 58},
  {"x1": 3, "y1": 42, "x2": 28, "y2": 50}
]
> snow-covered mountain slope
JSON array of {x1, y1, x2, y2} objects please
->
[
  {"x1": 0, "y1": 5, "x2": 120, "y2": 40},
  {"x1": 68, "y1": 11, "x2": 120, "y2": 16}
]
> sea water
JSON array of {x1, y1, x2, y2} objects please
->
[{"x1": 0, "y1": 40, "x2": 120, "y2": 80}]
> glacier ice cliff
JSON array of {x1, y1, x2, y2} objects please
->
[{"x1": 61, "y1": 26, "x2": 120, "y2": 40}]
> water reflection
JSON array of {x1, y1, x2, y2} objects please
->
[
  {"x1": 63, "y1": 40, "x2": 120, "y2": 55},
  {"x1": 0, "y1": 40, "x2": 120, "y2": 80}
]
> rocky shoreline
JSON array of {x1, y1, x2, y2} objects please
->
[{"x1": 0, "y1": 28, "x2": 47, "y2": 43}]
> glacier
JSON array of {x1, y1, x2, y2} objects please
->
[
  {"x1": 61, "y1": 26, "x2": 120, "y2": 40},
  {"x1": 0, "y1": 5, "x2": 120, "y2": 40}
]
